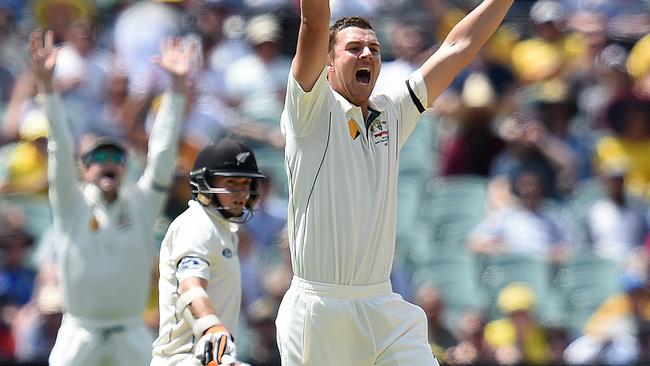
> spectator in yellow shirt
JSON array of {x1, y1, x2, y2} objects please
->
[
  {"x1": 484, "y1": 283, "x2": 551, "y2": 365},
  {"x1": 595, "y1": 94, "x2": 650, "y2": 201},
  {"x1": 511, "y1": 0, "x2": 586, "y2": 83}
]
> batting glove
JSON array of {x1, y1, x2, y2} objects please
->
[
  {"x1": 219, "y1": 354, "x2": 251, "y2": 366},
  {"x1": 194, "y1": 330, "x2": 236, "y2": 365}
]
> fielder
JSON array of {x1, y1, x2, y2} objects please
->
[
  {"x1": 151, "y1": 138, "x2": 264, "y2": 366},
  {"x1": 30, "y1": 31, "x2": 190, "y2": 365},
  {"x1": 277, "y1": 0, "x2": 514, "y2": 364}
]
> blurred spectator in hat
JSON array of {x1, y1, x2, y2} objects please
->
[
  {"x1": 414, "y1": 284, "x2": 458, "y2": 363},
  {"x1": 0, "y1": 227, "x2": 35, "y2": 308},
  {"x1": 180, "y1": 0, "x2": 250, "y2": 145},
  {"x1": 52, "y1": 19, "x2": 112, "y2": 140},
  {"x1": 441, "y1": 72, "x2": 505, "y2": 177},
  {"x1": 573, "y1": 42, "x2": 634, "y2": 132},
  {"x1": 470, "y1": 169, "x2": 571, "y2": 262},
  {"x1": 0, "y1": 109, "x2": 49, "y2": 196},
  {"x1": 484, "y1": 283, "x2": 552, "y2": 365},
  {"x1": 113, "y1": 0, "x2": 182, "y2": 96},
  {"x1": 511, "y1": 0, "x2": 587, "y2": 83},
  {"x1": 489, "y1": 112, "x2": 577, "y2": 205},
  {"x1": 532, "y1": 79, "x2": 593, "y2": 183},
  {"x1": 628, "y1": 33, "x2": 650, "y2": 100},
  {"x1": 564, "y1": 269, "x2": 650, "y2": 365},
  {"x1": 34, "y1": 0, "x2": 96, "y2": 45},
  {"x1": 225, "y1": 14, "x2": 290, "y2": 195},
  {"x1": 587, "y1": 159, "x2": 648, "y2": 263},
  {"x1": 595, "y1": 94, "x2": 650, "y2": 201},
  {"x1": 194, "y1": 0, "x2": 249, "y2": 103}
]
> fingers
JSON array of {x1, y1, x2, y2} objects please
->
[
  {"x1": 29, "y1": 31, "x2": 41, "y2": 57},
  {"x1": 44, "y1": 30, "x2": 54, "y2": 53},
  {"x1": 215, "y1": 333, "x2": 229, "y2": 364},
  {"x1": 159, "y1": 36, "x2": 182, "y2": 54}
]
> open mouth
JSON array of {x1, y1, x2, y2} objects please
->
[
  {"x1": 355, "y1": 68, "x2": 371, "y2": 84},
  {"x1": 103, "y1": 171, "x2": 116, "y2": 179}
]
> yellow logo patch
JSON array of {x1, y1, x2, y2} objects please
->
[
  {"x1": 348, "y1": 119, "x2": 360, "y2": 140},
  {"x1": 89, "y1": 215, "x2": 99, "y2": 231}
]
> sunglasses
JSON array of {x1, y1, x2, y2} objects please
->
[{"x1": 85, "y1": 150, "x2": 126, "y2": 165}]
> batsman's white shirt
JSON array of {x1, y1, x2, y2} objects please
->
[
  {"x1": 281, "y1": 68, "x2": 427, "y2": 285},
  {"x1": 152, "y1": 200, "x2": 241, "y2": 363},
  {"x1": 44, "y1": 92, "x2": 184, "y2": 366}
]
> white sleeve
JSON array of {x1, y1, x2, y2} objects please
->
[
  {"x1": 43, "y1": 93, "x2": 84, "y2": 220},
  {"x1": 169, "y1": 222, "x2": 214, "y2": 282},
  {"x1": 136, "y1": 91, "x2": 186, "y2": 228},
  {"x1": 381, "y1": 70, "x2": 429, "y2": 150},
  {"x1": 281, "y1": 67, "x2": 334, "y2": 137}
]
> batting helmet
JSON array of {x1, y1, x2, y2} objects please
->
[{"x1": 189, "y1": 138, "x2": 265, "y2": 223}]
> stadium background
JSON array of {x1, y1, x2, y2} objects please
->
[{"x1": 1, "y1": 0, "x2": 650, "y2": 364}]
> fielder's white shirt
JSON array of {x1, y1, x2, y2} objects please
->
[
  {"x1": 281, "y1": 68, "x2": 428, "y2": 285},
  {"x1": 153, "y1": 200, "x2": 241, "y2": 357},
  {"x1": 45, "y1": 92, "x2": 184, "y2": 324}
]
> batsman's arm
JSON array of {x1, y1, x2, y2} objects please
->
[
  {"x1": 179, "y1": 277, "x2": 228, "y2": 335},
  {"x1": 178, "y1": 276, "x2": 238, "y2": 365},
  {"x1": 418, "y1": 0, "x2": 514, "y2": 106},
  {"x1": 292, "y1": 0, "x2": 330, "y2": 92}
]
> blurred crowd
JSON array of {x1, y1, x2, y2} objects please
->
[{"x1": 1, "y1": 0, "x2": 650, "y2": 365}]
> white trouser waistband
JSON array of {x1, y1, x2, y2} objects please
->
[
  {"x1": 290, "y1": 276, "x2": 392, "y2": 299},
  {"x1": 64, "y1": 313, "x2": 143, "y2": 330}
]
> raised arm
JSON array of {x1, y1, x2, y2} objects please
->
[
  {"x1": 293, "y1": 0, "x2": 330, "y2": 92},
  {"x1": 30, "y1": 30, "x2": 82, "y2": 217},
  {"x1": 419, "y1": 0, "x2": 513, "y2": 106},
  {"x1": 137, "y1": 38, "x2": 192, "y2": 217}
]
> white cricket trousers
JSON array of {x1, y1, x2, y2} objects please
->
[
  {"x1": 276, "y1": 277, "x2": 439, "y2": 366},
  {"x1": 49, "y1": 314, "x2": 153, "y2": 366}
]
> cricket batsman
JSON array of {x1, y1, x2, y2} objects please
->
[{"x1": 151, "y1": 139, "x2": 263, "y2": 366}]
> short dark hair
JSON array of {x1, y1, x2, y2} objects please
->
[{"x1": 328, "y1": 16, "x2": 374, "y2": 53}]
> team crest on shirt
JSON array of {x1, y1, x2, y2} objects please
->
[{"x1": 370, "y1": 119, "x2": 389, "y2": 145}]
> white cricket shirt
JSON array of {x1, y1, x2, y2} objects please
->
[
  {"x1": 153, "y1": 200, "x2": 241, "y2": 357},
  {"x1": 281, "y1": 68, "x2": 428, "y2": 285},
  {"x1": 44, "y1": 92, "x2": 184, "y2": 325}
]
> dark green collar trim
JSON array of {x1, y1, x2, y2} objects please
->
[{"x1": 366, "y1": 107, "x2": 381, "y2": 129}]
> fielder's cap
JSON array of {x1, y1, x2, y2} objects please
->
[
  {"x1": 82, "y1": 137, "x2": 127, "y2": 158},
  {"x1": 246, "y1": 14, "x2": 281, "y2": 45},
  {"x1": 498, "y1": 282, "x2": 535, "y2": 314},
  {"x1": 530, "y1": 0, "x2": 566, "y2": 24}
]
